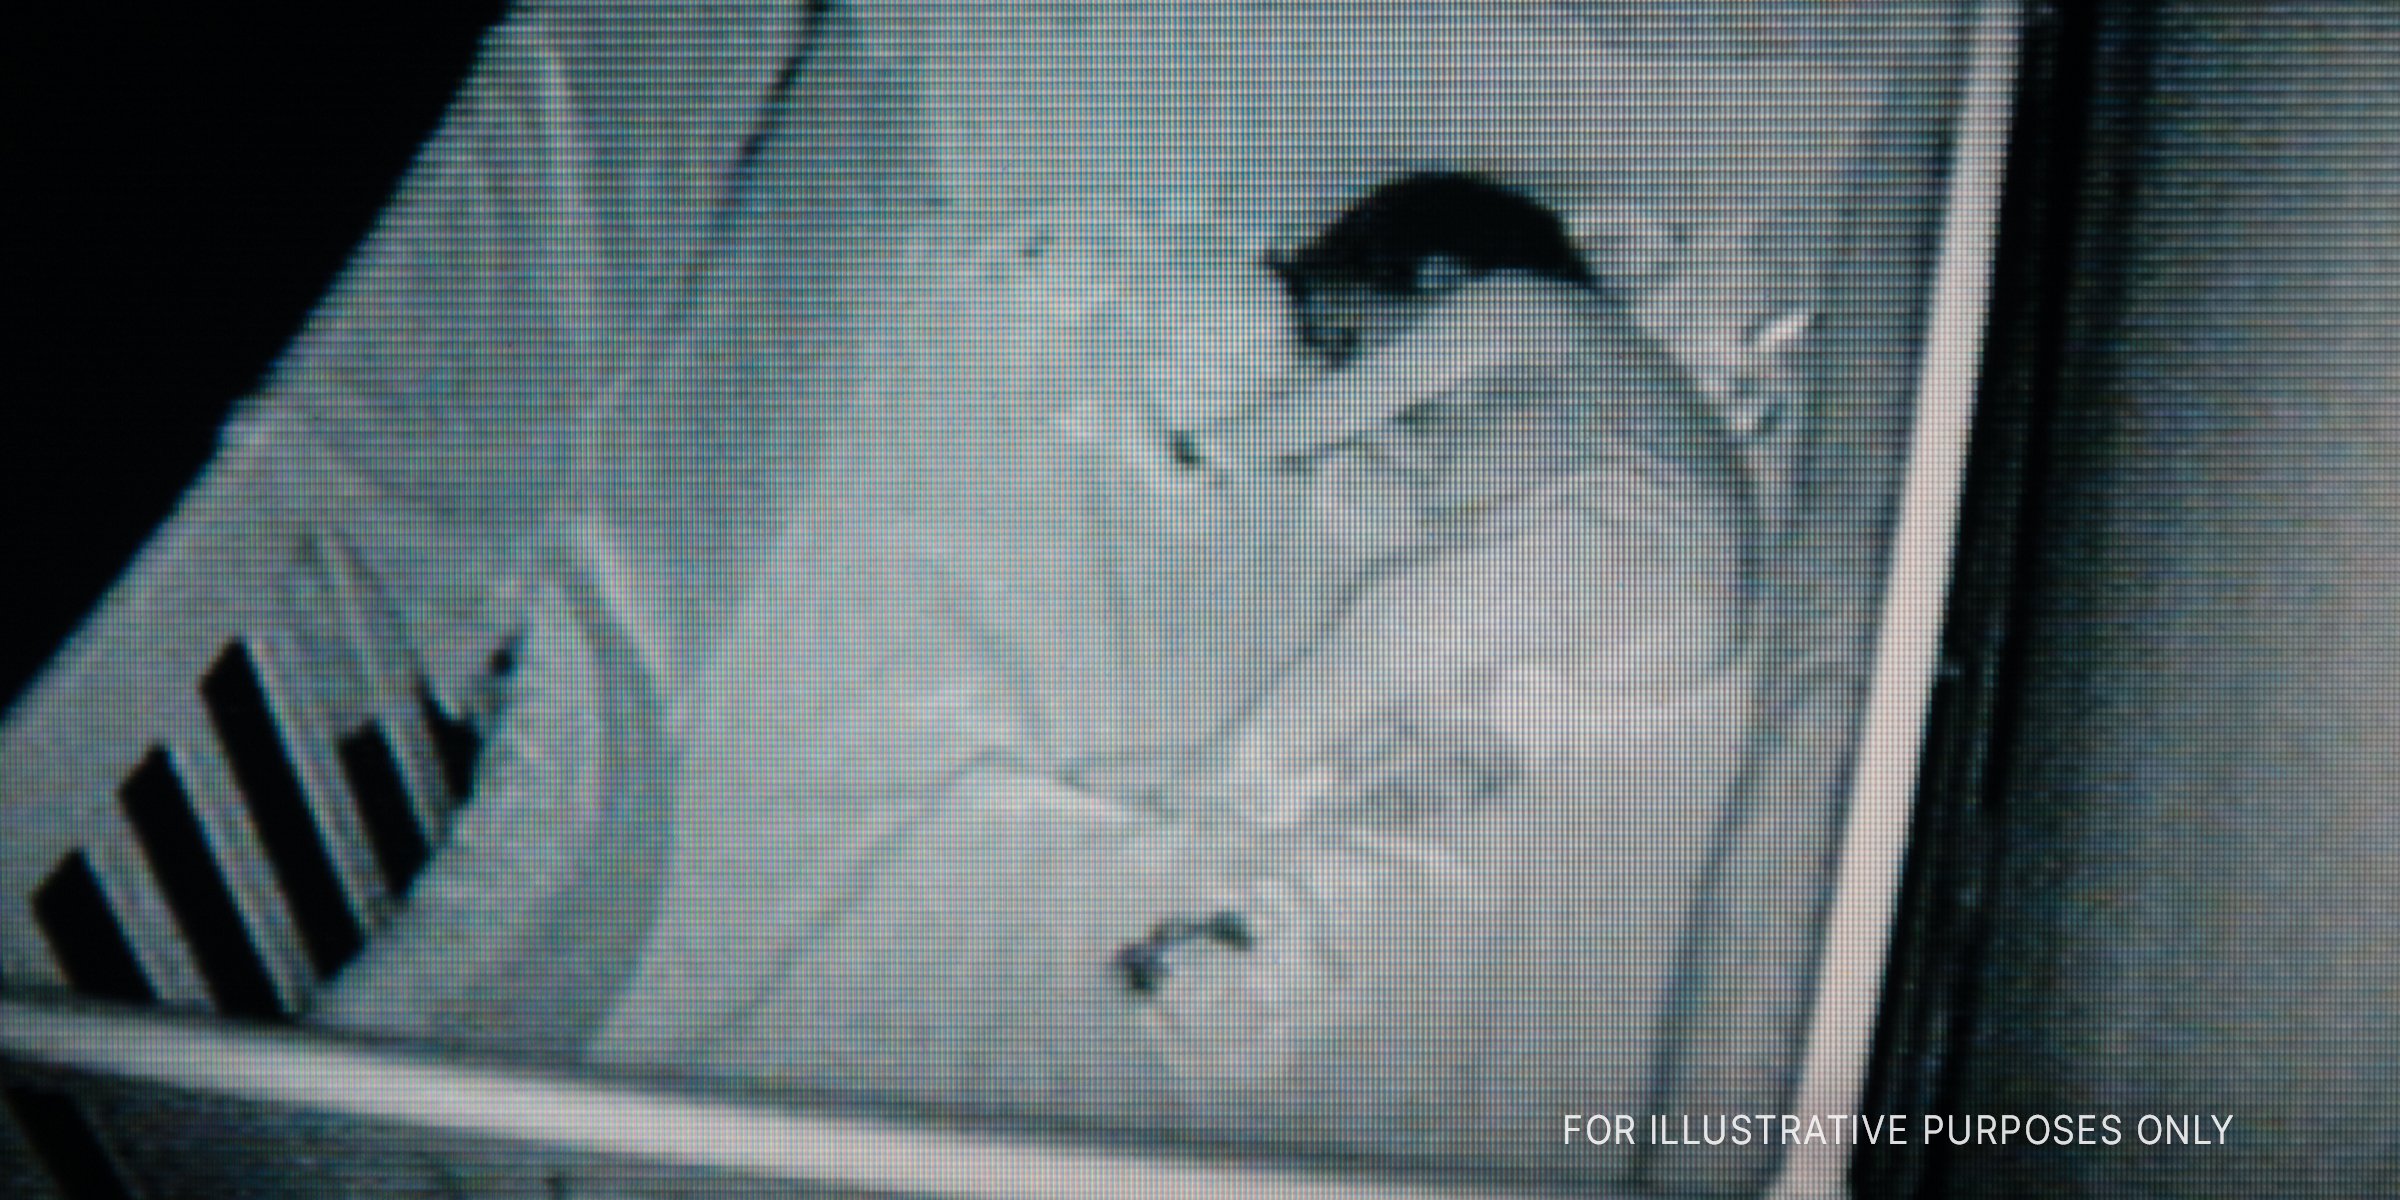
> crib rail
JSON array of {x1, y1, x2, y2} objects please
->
[{"x1": 0, "y1": 993, "x2": 1620, "y2": 1200}]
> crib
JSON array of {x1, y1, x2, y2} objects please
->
[{"x1": 0, "y1": 2, "x2": 2020, "y2": 1196}]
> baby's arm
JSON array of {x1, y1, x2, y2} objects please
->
[{"x1": 1196, "y1": 273, "x2": 1598, "y2": 465}]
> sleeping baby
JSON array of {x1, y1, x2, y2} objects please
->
[{"x1": 581, "y1": 224, "x2": 1760, "y2": 1183}]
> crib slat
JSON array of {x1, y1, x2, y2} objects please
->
[
  {"x1": 198, "y1": 643, "x2": 363, "y2": 979},
  {"x1": 80, "y1": 830, "x2": 211, "y2": 1010},
  {"x1": 335, "y1": 723, "x2": 431, "y2": 896},
  {"x1": 28, "y1": 855, "x2": 154, "y2": 1008},
  {"x1": 116, "y1": 750, "x2": 286, "y2": 1022}
]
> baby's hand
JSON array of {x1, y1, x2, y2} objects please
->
[{"x1": 1219, "y1": 699, "x2": 1521, "y2": 834}]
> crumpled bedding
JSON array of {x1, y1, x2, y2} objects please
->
[
  {"x1": 284, "y1": 1, "x2": 1950, "y2": 1195},
  {"x1": 579, "y1": 242, "x2": 1760, "y2": 1177}
]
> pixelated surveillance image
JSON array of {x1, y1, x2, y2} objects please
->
[{"x1": 2, "y1": 2, "x2": 1986, "y2": 1197}]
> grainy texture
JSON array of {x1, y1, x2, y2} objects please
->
[{"x1": 284, "y1": 1, "x2": 1954, "y2": 1194}]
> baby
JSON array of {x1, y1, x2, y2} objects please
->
[{"x1": 583, "y1": 255, "x2": 1760, "y2": 1181}]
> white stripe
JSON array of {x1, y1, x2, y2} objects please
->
[
  {"x1": 0, "y1": 994, "x2": 1602, "y2": 1200},
  {"x1": 1768, "y1": 4, "x2": 2024, "y2": 1198}
]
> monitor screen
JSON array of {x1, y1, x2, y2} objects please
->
[{"x1": 2, "y1": 3, "x2": 2019, "y2": 1196}]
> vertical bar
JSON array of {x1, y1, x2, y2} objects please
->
[
  {"x1": 117, "y1": 750, "x2": 285, "y2": 1020},
  {"x1": 1773, "y1": 5, "x2": 2024, "y2": 1198},
  {"x1": 199, "y1": 643, "x2": 362, "y2": 976},
  {"x1": 29, "y1": 854, "x2": 156, "y2": 1007},
  {"x1": 336, "y1": 722, "x2": 431, "y2": 894}
]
